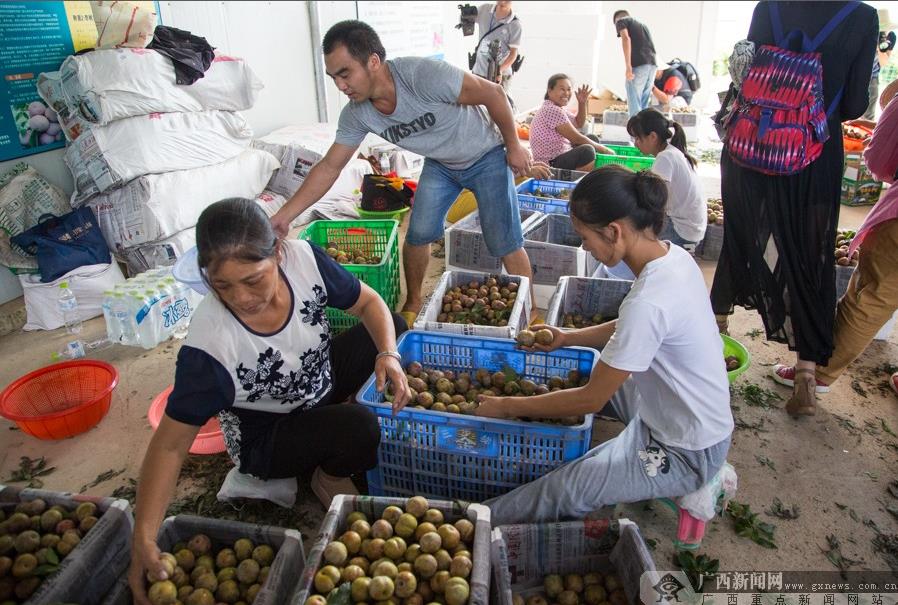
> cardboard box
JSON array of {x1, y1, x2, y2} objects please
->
[
  {"x1": 841, "y1": 153, "x2": 883, "y2": 206},
  {"x1": 588, "y1": 88, "x2": 625, "y2": 116}
]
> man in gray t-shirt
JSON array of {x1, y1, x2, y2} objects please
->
[{"x1": 271, "y1": 20, "x2": 534, "y2": 323}]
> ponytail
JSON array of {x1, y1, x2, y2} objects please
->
[
  {"x1": 627, "y1": 108, "x2": 697, "y2": 169},
  {"x1": 570, "y1": 165, "x2": 668, "y2": 235}
]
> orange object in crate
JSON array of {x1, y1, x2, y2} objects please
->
[
  {"x1": 148, "y1": 386, "x2": 226, "y2": 455},
  {"x1": 0, "y1": 360, "x2": 119, "y2": 439}
]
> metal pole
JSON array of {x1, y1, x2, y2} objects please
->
[{"x1": 308, "y1": 0, "x2": 329, "y2": 122}]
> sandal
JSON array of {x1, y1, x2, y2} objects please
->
[
  {"x1": 400, "y1": 311, "x2": 418, "y2": 327},
  {"x1": 785, "y1": 369, "x2": 817, "y2": 418}
]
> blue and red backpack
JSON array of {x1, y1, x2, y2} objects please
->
[{"x1": 725, "y1": 2, "x2": 859, "y2": 175}]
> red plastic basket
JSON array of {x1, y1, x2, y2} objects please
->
[
  {"x1": 0, "y1": 360, "x2": 119, "y2": 440},
  {"x1": 147, "y1": 386, "x2": 226, "y2": 455}
]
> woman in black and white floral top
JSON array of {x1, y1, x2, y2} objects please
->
[{"x1": 128, "y1": 198, "x2": 409, "y2": 602}]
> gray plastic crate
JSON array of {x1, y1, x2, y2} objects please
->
[
  {"x1": 0, "y1": 484, "x2": 133, "y2": 605},
  {"x1": 414, "y1": 270, "x2": 532, "y2": 339},
  {"x1": 523, "y1": 213, "x2": 592, "y2": 286},
  {"x1": 546, "y1": 276, "x2": 633, "y2": 330},
  {"x1": 491, "y1": 519, "x2": 658, "y2": 605},
  {"x1": 445, "y1": 209, "x2": 542, "y2": 273},
  {"x1": 293, "y1": 494, "x2": 491, "y2": 605},
  {"x1": 548, "y1": 167, "x2": 589, "y2": 182},
  {"x1": 697, "y1": 223, "x2": 724, "y2": 261},
  {"x1": 100, "y1": 514, "x2": 304, "y2": 605}
]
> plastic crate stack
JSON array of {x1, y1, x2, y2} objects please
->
[
  {"x1": 299, "y1": 219, "x2": 401, "y2": 334},
  {"x1": 36, "y1": 46, "x2": 276, "y2": 276},
  {"x1": 444, "y1": 209, "x2": 543, "y2": 274},
  {"x1": 594, "y1": 143, "x2": 656, "y2": 171}
]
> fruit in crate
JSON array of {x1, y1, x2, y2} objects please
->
[
  {"x1": 562, "y1": 313, "x2": 617, "y2": 329},
  {"x1": 669, "y1": 106, "x2": 696, "y2": 114},
  {"x1": 834, "y1": 229, "x2": 859, "y2": 267},
  {"x1": 513, "y1": 570, "x2": 626, "y2": 605},
  {"x1": 325, "y1": 242, "x2": 382, "y2": 265},
  {"x1": 0, "y1": 499, "x2": 107, "y2": 601},
  {"x1": 725, "y1": 355, "x2": 741, "y2": 372},
  {"x1": 435, "y1": 275, "x2": 520, "y2": 327},
  {"x1": 305, "y1": 497, "x2": 474, "y2": 605},
  {"x1": 386, "y1": 362, "x2": 588, "y2": 425},
  {"x1": 607, "y1": 103, "x2": 629, "y2": 112},
  {"x1": 842, "y1": 123, "x2": 868, "y2": 141},
  {"x1": 145, "y1": 533, "x2": 277, "y2": 604},
  {"x1": 532, "y1": 186, "x2": 571, "y2": 200},
  {"x1": 706, "y1": 198, "x2": 724, "y2": 226}
]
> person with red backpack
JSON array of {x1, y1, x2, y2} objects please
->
[{"x1": 711, "y1": 1, "x2": 878, "y2": 418}]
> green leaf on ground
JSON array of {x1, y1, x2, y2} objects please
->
[
  {"x1": 766, "y1": 497, "x2": 800, "y2": 519},
  {"x1": 5, "y1": 456, "x2": 55, "y2": 489},
  {"x1": 727, "y1": 501, "x2": 777, "y2": 549},
  {"x1": 675, "y1": 551, "x2": 720, "y2": 592},
  {"x1": 822, "y1": 534, "x2": 862, "y2": 572},
  {"x1": 755, "y1": 455, "x2": 776, "y2": 471},
  {"x1": 881, "y1": 419, "x2": 897, "y2": 438},
  {"x1": 732, "y1": 383, "x2": 782, "y2": 409}
]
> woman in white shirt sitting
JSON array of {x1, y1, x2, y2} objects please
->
[
  {"x1": 628, "y1": 108, "x2": 706, "y2": 248},
  {"x1": 477, "y1": 165, "x2": 733, "y2": 524}
]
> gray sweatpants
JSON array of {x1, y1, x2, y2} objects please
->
[{"x1": 485, "y1": 379, "x2": 731, "y2": 525}]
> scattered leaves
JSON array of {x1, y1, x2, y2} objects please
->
[
  {"x1": 851, "y1": 379, "x2": 869, "y2": 398},
  {"x1": 872, "y1": 532, "x2": 898, "y2": 572},
  {"x1": 881, "y1": 419, "x2": 897, "y2": 438},
  {"x1": 727, "y1": 500, "x2": 777, "y2": 548},
  {"x1": 732, "y1": 383, "x2": 782, "y2": 409},
  {"x1": 744, "y1": 329, "x2": 763, "y2": 340},
  {"x1": 734, "y1": 416, "x2": 769, "y2": 433},
  {"x1": 79, "y1": 468, "x2": 126, "y2": 493},
  {"x1": 765, "y1": 497, "x2": 799, "y2": 519},
  {"x1": 645, "y1": 538, "x2": 657, "y2": 551},
  {"x1": 112, "y1": 478, "x2": 137, "y2": 502},
  {"x1": 865, "y1": 471, "x2": 879, "y2": 482},
  {"x1": 755, "y1": 455, "x2": 776, "y2": 471},
  {"x1": 889, "y1": 481, "x2": 898, "y2": 499},
  {"x1": 5, "y1": 456, "x2": 55, "y2": 488},
  {"x1": 675, "y1": 551, "x2": 720, "y2": 592},
  {"x1": 822, "y1": 534, "x2": 861, "y2": 574}
]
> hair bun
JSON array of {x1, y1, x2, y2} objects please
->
[{"x1": 633, "y1": 170, "x2": 668, "y2": 214}]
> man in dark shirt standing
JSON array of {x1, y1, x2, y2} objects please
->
[{"x1": 613, "y1": 10, "x2": 657, "y2": 116}]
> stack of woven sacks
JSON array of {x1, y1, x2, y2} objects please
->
[{"x1": 37, "y1": 45, "x2": 279, "y2": 274}]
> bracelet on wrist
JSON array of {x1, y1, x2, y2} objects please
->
[{"x1": 376, "y1": 351, "x2": 402, "y2": 364}]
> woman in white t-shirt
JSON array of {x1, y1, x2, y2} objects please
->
[
  {"x1": 477, "y1": 165, "x2": 733, "y2": 524},
  {"x1": 628, "y1": 108, "x2": 706, "y2": 247}
]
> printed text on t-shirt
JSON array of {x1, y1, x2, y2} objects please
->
[{"x1": 379, "y1": 112, "x2": 437, "y2": 144}]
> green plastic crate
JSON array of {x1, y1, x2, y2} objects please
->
[
  {"x1": 299, "y1": 219, "x2": 400, "y2": 333},
  {"x1": 595, "y1": 144, "x2": 656, "y2": 171}
]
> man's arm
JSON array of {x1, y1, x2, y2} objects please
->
[
  {"x1": 270, "y1": 143, "x2": 357, "y2": 238},
  {"x1": 498, "y1": 47, "x2": 519, "y2": 79},
  {"x1": 619, "y1": 28, "x2": 634, "y2": 79},
  {"x1": 457, "y1": 71, "x2": 531, "y2": 174},
  {"x1": 652, "y1": 86, "x2": 670, "y2": 104}
]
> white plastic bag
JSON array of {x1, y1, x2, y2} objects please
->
[
  {"x1": 86, "y1": 148, "x2": 278, "y2": 250},
  {"x1": 676, "y1": 462, "x2": 738, "y2": 522},
  {"x1": 67, "y1": 110, "x2": 253, "y2": 205},
  {"x1": 38, "y1": 49, "x2": 263, "y2": 126},
  {"x1": 91, "y1": 1, "x2": 157, "y2": 49},
  {"x1": 19, "y1": 262, "x2": 126, "y2": 331},
  {"x1": 216, "y1": 467, "x2": 297, "y2": 508}
]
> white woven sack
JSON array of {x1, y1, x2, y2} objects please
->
[{"x1": 19, "y1": 262, "x2": 126, "y2": 331}]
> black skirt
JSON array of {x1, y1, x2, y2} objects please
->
[{"x1": 710, "y1": 131, "x2": 843, "y2": 365}]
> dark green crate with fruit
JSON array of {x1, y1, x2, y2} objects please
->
[{"x1": 299, "y1": 220, "x2": 400, "y2": 334}]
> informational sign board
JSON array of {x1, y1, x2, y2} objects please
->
[
  {"x1": 356, "y1": 1, "x2": 445, "y2": 60},
  {"x1": 0, "y1": 1, "x2": 158, "y2": 162}
]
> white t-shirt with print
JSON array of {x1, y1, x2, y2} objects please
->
[
  {"x1": 651, "y1": 146, "x2": 706, "y2": 243},
  {"x1": 600, "y1": 244, "x2": 733, "y2": 450}
]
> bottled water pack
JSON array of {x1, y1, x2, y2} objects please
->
[{"x1": 101, "y1": 267, "x2": 204, "y2": 350}]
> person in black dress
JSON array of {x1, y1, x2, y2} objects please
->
[{"x1": 711, "y1": 1, "x2": 878, "y2": 417}]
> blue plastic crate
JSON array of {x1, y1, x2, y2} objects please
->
[
  {"x1": 357, "y1": 330, "x2": 598, "y2": 502},
  {"x1": 516, "y1": 179, "x2": 577, "y2": 215}
]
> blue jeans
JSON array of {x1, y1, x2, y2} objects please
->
[
  {"x1": 407, "y1": 145, "x2": 523, "y2": 257},
  {"x1": 626, "y1": 64, "x2": 657, "y2": 117},
  {"x1": 659, "y1": 216, "x2": 698, "y2": 247}
]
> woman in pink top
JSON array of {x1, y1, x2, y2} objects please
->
[
  {"x1": 772, "y1": 79, "x2": 898, "y2": 399},
  {"x1": 529, "y1": 74, "x2": 612, "y2": 172}
]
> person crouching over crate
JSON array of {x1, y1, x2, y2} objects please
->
[
  {"x1": 269, "y1": 20, "x2": 536, "y2": 327},
  {"x1": 476, "y1": 165, "x2": 733, "y2": 524},
  {"x1": 128, "y1": 199, "x2": 410, "y2": 603}
]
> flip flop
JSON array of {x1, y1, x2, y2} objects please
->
[{"x1": 400, "y1": 311, "x2": 418, "y2": 327}]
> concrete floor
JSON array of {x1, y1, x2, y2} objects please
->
[{"x1": 1, "y1": 167, "x2": 896, "y2": 575}]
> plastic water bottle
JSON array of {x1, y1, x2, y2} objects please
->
[
  {"x1": 57, "y1": 281, "x2": 82, "y2": 334},
  {"x1": 52, "y1": 338, "x2": 112, "y2": 361},
  {"x1": 112, "y1": 292, "x2": 139, "y2": 346},
  {"x1": 101, "y1": 290, "x2": 118, "y2": 342},
  {"x1": 166, "y1": 278, "x2": 190, "y2": 339}
]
